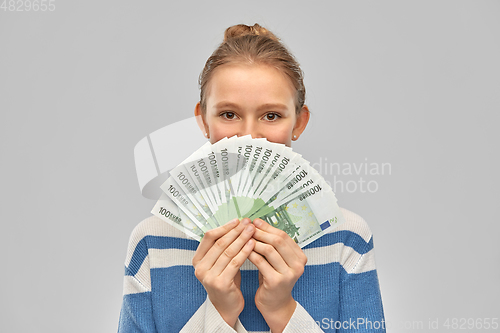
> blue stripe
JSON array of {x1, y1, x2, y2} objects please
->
[
  {"x1": 303, "y1": 230, "x2": 373, "y2": 255},
  {"x1": 144, "y1": 235, "x2": 199, "y2": 250},
  {"x1": 126, "y1": 232, "x2": 372, "y2": 277},
  {"x1": 126, "y1": 238, "x2": 149, "y2": 276},
  {"x1": 126, "y1": 236, "x2": 199, "y2": 276}
]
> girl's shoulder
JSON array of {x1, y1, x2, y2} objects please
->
[
  {"x1": 332, "y1": 207, "x2": 374, "y2": 244},
  {"x1": 126, "y1": 215, "x2": 192, "y2": 249}
]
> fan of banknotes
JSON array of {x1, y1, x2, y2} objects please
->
[{"x1": 151, "y1": 135, "x2": 346, "y2": 248}]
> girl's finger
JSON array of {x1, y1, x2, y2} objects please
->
[
  {"x1": 192, "y1": 218, "x2": 239, "y2": 265},
  {"x1": 210, "y1": 223, "x2": 256, "y2": 275},
  {"x1": 248, "y1": 248, "x2": 276, "y2": 278},
  {"x1": 218, "y1": 238, "x2": 255, "y2": 280},
  {"x1": 251, "y1": 239, "x2": 289, "y2": 273},
  {"x1": 252, "y1": 224, "x2": 298, "y2": 265},
  {"x1": 195, "y1": 218, "x2": 252, "y2": 268},
  {"x1": 252, "y1": 218, "x2": 306, "y2": 262}
]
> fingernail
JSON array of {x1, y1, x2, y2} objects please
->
[
  {"x1": 253, "y1": 218, "x2": 262, "y2": 227},
  {"x1": 245, "y1": 225, "x2": 254, "y2": 233},
  {"x1": 241, "y1": 218, "x2": 251, "y2": 225},
  {"x1": 228, "y1": 218, "x2": 239, "y2": 225}
]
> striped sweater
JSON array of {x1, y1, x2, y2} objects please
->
[{"x1": 118, "y1": 208, "x2": 385, "y2": 332}]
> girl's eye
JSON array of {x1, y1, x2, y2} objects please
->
[
  {"x1": 221, "y1": 112, "x2": 236, "y2": 120},
  {"x1": 264, "y1": 113, "x2": 281, "y2": 121}
]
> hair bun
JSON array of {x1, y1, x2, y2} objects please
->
[
  {"x1": 199, "y1": 23, "x2": 306, "y2": 114},
  {"x1": 223, "y1": 23, "x2": 279, "y2": 42}
]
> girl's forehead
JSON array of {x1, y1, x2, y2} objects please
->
[
  {"x1": 207, "y1": 64, "x2": 296, "y2": 100},
  {"x1": 212, "y1": 62, "x2": 285, "y2": 80}
]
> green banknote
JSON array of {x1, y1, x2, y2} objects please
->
[{"x1": 154, "y1": 136, "x2": 346, "y2": 247}]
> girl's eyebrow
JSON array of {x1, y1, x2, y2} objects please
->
[
  {"x1": 214, "y1": 102, "x2": 288, "y2": 111},
  {"x1": 256, "y1": 103, "x2": 288, "y2": 112},
  {"x1": 214, "y1": 101, "x2": 240, "y2": 110}
]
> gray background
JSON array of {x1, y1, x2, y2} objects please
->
[{"x1": 1, "y1": 0, "x2": 499, "y2": 332}]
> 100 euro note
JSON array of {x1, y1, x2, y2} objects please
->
[
  {"x1": 160, "y1": 176, "x2": 219, "y2": 230},
  {"x1": 249, "y1": 177, "x2": 346, "y2": 248},
  {"x1": 151, "y1": 193, "x2": 206, "y2": 241}
]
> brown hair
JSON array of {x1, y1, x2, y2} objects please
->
[{"x1": 198, "y1": 23, "x2": 306, "y2": 114}]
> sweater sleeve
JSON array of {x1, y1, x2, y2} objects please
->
[
  {"x1": 338, "y1": 236, "x2": 385, "y2": 332},
  {"x1": 281, "y1": 302, "x2": 325, "y2": 333},
  {"x1": 118, "y1": 218, "x2": 157, "y2": 333},
  {"x1": 118, "y1": 275, "x2": 156, "y2": 332},
  {"x1": 180, "y1": 296, "x2": 249, "y2": 333}
]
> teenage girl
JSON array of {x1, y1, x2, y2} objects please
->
[{"x1": 119, "y1": 23, "x2": 385, "y2": 333}]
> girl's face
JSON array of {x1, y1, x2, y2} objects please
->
[{"x1": 195, "y1": 63, "x2": 309, "y2": 147}]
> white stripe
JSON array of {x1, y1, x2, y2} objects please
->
[
  {"x1": 351, "y1": 248, "x2": 376, "y2": 274},
  {"x1": 303, "y1": 243, "x2": 343, "y2": 266},
  {"x1": 123, "y1": 275, "x2": 150, "y2": 296},
  {"x1": 241, "y1": 258, "x2": 258, "y2": 270},
  {"x1": 125, "y1": 216, "x2": 190, "y2": 267},
  {"x1": 304, "y1": 243, "x2": 375, "y2": 273},
  {"x1": 147, "y1": 245, "x2": 376, "y2": 274},
  {"x1": 149, "y1": 248, "x2": 194, "y2": 269},
  {"x1": 149, "y1": 249, "x2": 259, "y2": 270},
  {"x1": 134, "y1": 255, "x2": 152, "y2": 291},
  {"x1": 123, "y1": 255, "x2": 152, "y2": 295}
]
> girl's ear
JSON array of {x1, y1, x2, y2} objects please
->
[
  {"x1": 194, "y1": 102, "x2": 210, "y2": 138},
  {"x1": 292, "y1": 105, "x2": 310, "y2": 141}
]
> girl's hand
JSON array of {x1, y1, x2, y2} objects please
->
[
  {"x1": 192, "y1": 218, "x2": 256, "y2": 328},
  {"x1": 248, "y1": 218, "x2": 308, "y2": 333}
]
